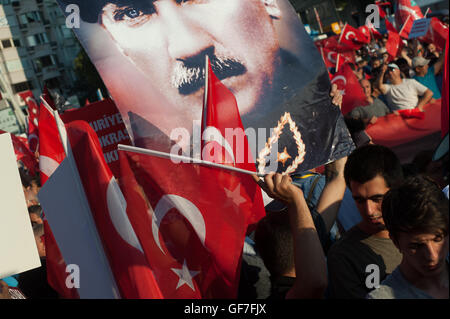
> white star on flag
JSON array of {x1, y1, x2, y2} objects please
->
[
  {"x1": 225, "y1": 184, "x2": 247, "y2": 206},
  {"x1": 171, "y1": 260, "x2": 200, "y2": 291},
  {"x1": 339, "y1": 89, "x2": 346, "y2": 96}
]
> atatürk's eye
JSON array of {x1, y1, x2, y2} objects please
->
[{"x1": 124, "y1": 8, "x2": 140, "y2": 19}]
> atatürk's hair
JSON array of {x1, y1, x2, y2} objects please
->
[
  {"x1": 382, "y1": 175, "x2": 449, "y2": 242},
  {"x1": 254, "y1": 211, "x2": 294, "y2": 277},
  {"x1": 344, "y1": 144, "x2": 404, "y2": 189}
]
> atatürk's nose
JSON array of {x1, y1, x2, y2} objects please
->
[{"x1": 158, "y1": 1, "x2": 213, "y2": 62}]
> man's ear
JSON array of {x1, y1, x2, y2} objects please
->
[{"x1": 262, "y1": 0, "x2": 282, "y2": 20}]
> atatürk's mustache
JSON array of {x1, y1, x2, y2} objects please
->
[{"x1": 171, "y1": 54, "x2": 247, "y2": 96}]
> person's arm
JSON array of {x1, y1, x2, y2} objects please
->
[
  {"x1": 416, "y1": 88, "x2": 433, "y2": 111},
  {"x1": 254, "y1": 173, "x2": 328, "y2": 299},
  {"x1": 377, "y1": 64, "x2": 389, "y2": 95},
  {"x1": 316, "y1": 157, "x2": 347, "y2": 234},
  {"x1": 401, "y1": 49, "x2": 412, "y2": 67},
  {"x1": 433, "y1": 53, "x2": 445, "y2": 75}
]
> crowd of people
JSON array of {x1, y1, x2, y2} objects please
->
[
  {"x1": 338, "y1": 30, "x2": 447, "y2": 140},
  {"x1": 1, "y1": 10, "x2": 449, "y2": 301}
]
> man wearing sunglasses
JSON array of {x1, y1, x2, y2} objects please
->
[{"x1": 377, "y1": 63, "x2": 433, "y2": 112}]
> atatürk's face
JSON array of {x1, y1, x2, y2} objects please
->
[{"x1": 101, "y1": 0, "x2": 281, "y2": 127}]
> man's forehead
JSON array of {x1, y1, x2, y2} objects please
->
[{"x1": 401, "y1": 232, "x2": 443, "y2": 242}]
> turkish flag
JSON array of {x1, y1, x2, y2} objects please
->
[
  {"x1": 19, "y1": 91, "x2": 40, "y2": 152},
  {"x1": 201, "y1": 58, "x2": 265, "y2": 229},
  {"x1": 19, "y1": 91, "x2": 40, "y2": 126},
  {"x1": 394, "y1": 0, "x2": 424, "y2": 39},
  {"x1": 385, "y1": 18, "x2": 398, "y2": 33},
  {"x1": 118, "y1": 146, "x2": 264, "y2": 298},
  {"x1": 36, "y1": 104, "x2": 78, "y2": 299},
  {"x1": 399, "y1": 15, "x2": 414, "y2": 39},
  {"x1": 421, "y1": 18, "x2": 449, "y2": 52},
  {"x1": 358, "y1": 26, "x2": 371, "y2": 44},
  {"x1": 38, "y1": 104, "x2": 65, "y2": 184},
  {"x1": 330, "y1": 63, "x2": 367, "y2": 114},
  {"x1": 315, "y1": 35, "x2": 354, "y2": 53},
  {"x1": 27, "y1": 115, "x2": 39, "y2": 153},
  {"x1": 42, "y1": 86, "x2": 56, "y2": 110},
  {"x1": 386, "y1": 31, "x2": 404, "y2": 60},
  {"x1": 441, "y1": 39, "x2": 449, "y2": 137},
  {"x1": 319, "y1": 47, "x2": 336, "y2": 69},
  {"x1": 339, "y1": 24, "x2": 366, "y2": 50},
  {"x1": 66, "y1": 121, "x2": 163, "y2": 298},
  {"x1": 0, "y1": 130, "x2": 38, "y2": 176}
]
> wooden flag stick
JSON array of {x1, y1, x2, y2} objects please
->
[{"x1": 117, "y1": 144, "x2": 265, "y2": 177}]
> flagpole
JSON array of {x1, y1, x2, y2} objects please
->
[
  {"x1": 399, "y1": 15, "x2": 411, "y2": 37},
  {"x1": 424, "y1": 8, "x2": 430, "y2": 18},
  {"x1": 117, "y1": 144, "x2": 266, "y2": 177},
  {"x1": 338, "y1": 23, "x2": 347, "y2": 44},
  {"x1": 335, "y1": 53, "x2": 341, "y2": 73}
]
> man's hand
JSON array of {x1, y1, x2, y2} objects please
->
[
  {"x1": 253, "y1": 173, "x2": 302, "y2": 206},
  {"x1": 0, "y1": 280, "x2": 11, "y2": 299},
  {"x1": 330, "y1": 84, "x2": 343, "y2": 109}
]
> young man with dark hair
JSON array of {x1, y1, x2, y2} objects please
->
[
  {"x1": 368, "y1": 176, "x2": 449, "y2": 299},
  {"x1": 327, "y1": 144, "x2": 404, "y2": 298}
]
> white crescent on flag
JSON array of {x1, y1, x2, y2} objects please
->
[
  {"x1": 106, "y1": 177, "x2": 144, "y2": 254},
  {"x1": 151, "y1": 195, "x2": 206, "y2": 255},
  {"x1": 327, "y1": 51, "x2": 337, "y2": 63},
  {"x1": 345, "y1": 31, "x2": 356, "y2": 41},
  {"x1": 331, "y1": 75, "x2": 347, "y2": 86}
]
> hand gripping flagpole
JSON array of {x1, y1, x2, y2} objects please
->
[{"x1": 117, "y1": 144, "x2": 266, "y2": 178}]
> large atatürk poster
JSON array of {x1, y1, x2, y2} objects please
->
[{"x1": 58, "y1": 0, "x2": 354, "y2": 173}]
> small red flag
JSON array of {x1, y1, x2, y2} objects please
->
[{"x1": 330, "y1": 63, "x2": 368, "y2": 114}]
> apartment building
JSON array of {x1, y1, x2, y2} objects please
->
[{"x1": 0, "y1": 0, "x2": 81, "y2": 133}]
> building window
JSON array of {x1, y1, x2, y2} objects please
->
[
  {"x1": 19, "y1": 11, "x2": 42, "y2": 25},
  {"x1": 12, "y1": 81, "x2": 33, "y2": 94},
  {"x1": 33, "y1": 55, "x2": 57, "y2": 72},
  {"x1": 6, "y1": 59, "x2": 24, "y2": 72},
  {"x1": 1, "y1": 39, "x2": 12, "y2": 48},
  {"x1": 13, "y1": 39, "x2": 21, "y2": 47},
  {"x1": 26, "y1": 32, "x2": 49, "y2": 47}
]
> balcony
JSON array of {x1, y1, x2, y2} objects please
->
[{"x1": 42, "y1": 65, "x2": 61, "y2": 81}]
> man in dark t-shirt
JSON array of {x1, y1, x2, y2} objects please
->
[{"x1": 327, "y1": 145, "x2": 403, "y2": 298}]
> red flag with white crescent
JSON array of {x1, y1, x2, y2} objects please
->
[
  {"x1": 338, "y1": 24, "x2": 366, "y2": 50},
  {"x1": 358, "y1": 25, "x2": 371, "y2": 44},
  {"x1": 331, "y1": 63, "x2": 368, "y2": 115},
  {"x1": 66, "y1": 121, "x2": 163, "y2": 298},
  {"x1": 201, "y1": 58, "x2": 265, "y2": 228},
  {"x1": 118, "y1": 147, "x2": 263, "y2": 298},
  {"x1": 38, "y1": 103, "x2": 65, "y2": 184},
  {"x1": 37, "y1": 105, "x2": 79, "y2": 299}
]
